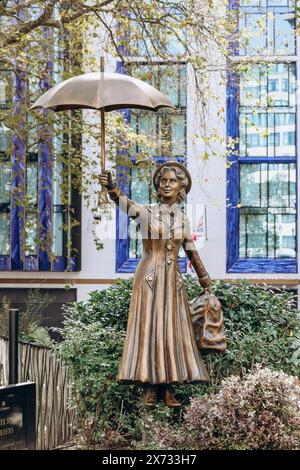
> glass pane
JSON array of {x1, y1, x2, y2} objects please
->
[
  {"x1": 26, "y1": 161, "x2": 37, "y2": 205},
  {"x1": 0, "y1": 123, "x2": 9, "y2": 152},
  {"x1": 250, "y1": 113, "x2": 267, "y2": 156},
  {"x1": 27, "y1": 114, "x2": 39, "y2": 154},
  {"x1": 239, "y1": 2, "x2": 296, "y2": 55},
  {"x1": 171, "y1": 114, "x2": 185, "y2": 157},
  {"x1": 138, "y1": 112, "x2": 157, "y2": 136},
  {"x1": 239, "y1": 212, "x2": 247, "y2": 257},
  {"x1": 53, "y1": 158, "x2": 63, "y2": 205},
  {"x1": 268, "y1": 63, "x2": 295, "y2": 107},
  {"x1": 160, "y1": 68, "x2": 180, "y2": 107},
  {"x1": 131, "y1": 166, "x2": 150, "y2": 203},
  {"x1": 239, "y1": 113, "x2": 247, "y2": 156},
  {"x1": 240, "y1": 0, "x2": 265, "y2": 6},
  {"x1": 267, "y1": 65, "x2": 284, "y2": 106},
  {"x1": 240, "y1": 164, "x2": 261, "y2": 206},
  {"x1": 0, "y1": 162, "x2": 11, "y2": 204},
  {"x1": 129, "y1": 222, "x2": 138, "y2": 259},
  {"x1": 130, "y1": 63, "x2": 186, "y2": 160},
  {"x1": 239, "y1": 163, "x2": 296, "y2": 259},
  {"x1": 0, "y1": 212, "x2": 10, "y2": 255},
  {"x1": 247, "y1": 214, "x2": 267, "y2": 257},
  {"x1": 239, "y1": 13, "x2": 267, "y2": 55},
  {"x1": 275, "y1": 113, "x2": 296, "y2": 156},
  {"x1": 0, "y1": 70, "x2": 12, "y2": 109},
  {"x1": 274, "y1": 13, "x2": 295, "y2": 55},
  {"x1": 129, "y1": 218, "x2": 142, "y2": 259},
  {"x1": 274, "y1": 213, "x2": 296, "y2": 258},
  {"x1": 240, "y1": 112, "x2": 296, "y2": 158},
  {"x1": 52, "y1": 209, "x2": 63, "y2": 256},
  {"x1": 268, "y1": 1, "x2": 293, "y2": 6},
  {"x1": 240, "y1": 64, "x2": 296, "y2": 109},
  {"x1": 179, "y1": 67, "x2": 187, "y2": 108},
  {"x1": 268, "y1": 163, "x2": 289, "y2": 207},
  {"x1": 25, "y1": 211, "x2": 38, "y2": 256},
  {"x1": 289, "y1": 62, "x2": 296, "y2": 106},
  {"x1": 240, "y1": 66, "x2": 266, "y2": 107},
  {"x1": 289, "y1": 164, "x2": 296, "y2": 208},
  {"x1": 267, "y1": 213, "x2": 275, "y2": 258}
]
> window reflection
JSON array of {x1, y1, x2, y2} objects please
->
[
  {"x1": 239, "y1": 163, "x2": 296, "y2": 258},
  {"x1": 128, "y1": 63, "x2": 187, "y2": 260},
  {"x1": 240, "y1": 112, "x2": 296, "y2": 157},
  {"x1": 52, "y1": 157, "x2": 64, "y2": 257},
  {"x1": 0, "y1": 212, "x2": 10, "y2": 255},
  {"x1": 130, "y1": 64, "x2": 186, "y2": 159},
  {"x1": 0, "y1": 158, "x2": 10, "y2": 256},
  {"x1": 239, "y1": 2, "x2": 296, "y2": 56},
  {"x1": 240, "y1": 63, "x2": 296, "y2": 108}
]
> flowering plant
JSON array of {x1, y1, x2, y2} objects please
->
[{"x1": 183, "y1": 366, "x2": 300, "y2": 450}]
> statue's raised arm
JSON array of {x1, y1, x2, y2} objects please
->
[{"x1": 99, "y1": 170, "x2": 143, "y2": 219}]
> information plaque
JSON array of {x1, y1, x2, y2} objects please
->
[{"x1": 0, "y1": 382, "x2": 36, "y2": 450}]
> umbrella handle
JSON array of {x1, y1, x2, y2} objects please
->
[
  {"x1": 101, "y1": 108, "x2": 105, "y2": 172},
  {"x1": 99, "y1": 107, "x2": 109, "y2": 205}
]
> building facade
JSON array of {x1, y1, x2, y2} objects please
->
[{"x1": 0, "y1": 1, "x2": 299, "y2": 326}]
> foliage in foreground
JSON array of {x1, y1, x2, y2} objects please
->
[
  {"x1": 151, "y1": 366, "x2": 300, "y2": 450},
  {"x1": 57, "y1": 278, "x2": 300, "y2": 447}
]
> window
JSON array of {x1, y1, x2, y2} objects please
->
[
  {"x1": 239, "y1": 163, "x2": 296, "y2": 258},
  {"x1": 227, "y1": 0, "x2": 297, "y2": 273},
  {"x1": 0, "y1": 34, "x2": 81, "y2": 272},
  {"x1": 116, "y1": 62, "x2": 187, "y2": 272},
  {"x1": 239, "y1": 0, "x2": 296, "y2": 56}
]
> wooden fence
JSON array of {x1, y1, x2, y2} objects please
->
[{"x1": 0, "y1": 336, "x2": 76, "y2": 450}]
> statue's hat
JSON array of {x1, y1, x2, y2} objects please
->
[{"x1": 153, "y1": 161, "x2": 192, "y2": 193}]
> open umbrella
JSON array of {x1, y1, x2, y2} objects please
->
[{"x1": 30, "y1": 58, "x2": 176, "y2": 204}]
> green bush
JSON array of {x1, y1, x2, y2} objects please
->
[
  {"x1": 57, "y1": 277, "x2": 300, "y2": 447},
  {"x1": 57, "y1": 312, "x2": 142, "y2": 448}
]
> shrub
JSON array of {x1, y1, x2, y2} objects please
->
[
  {"x1": 56, "y1": 311, "x2": 142, "y2": 448},
  {"x1": 182, "y1": 366, "x2": 300, "y2": 450},
  {"x1": 185, "y1": 276, "x2": 300, "y2": 392},
  {"x1": 58, "y1": 278, "x2": 300, "y2": 446}
]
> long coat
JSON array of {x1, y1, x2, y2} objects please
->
[{"x1": 108, "y1": 184, "x2": 210, "y2": 385}]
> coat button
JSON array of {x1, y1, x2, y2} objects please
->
[
  {"x1": 167, "y1": 243, "x2": 172, "y2": 250},
  {"x1": 167, "y1": 259, "x2": 172, "y2": 264}
]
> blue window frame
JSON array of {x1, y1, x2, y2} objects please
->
[
  {"x1": 227, "y1": 0, "x2": 297, "y2": 273},
  {"x1": 115, "y1": 62, "x2": 187, "y2": 273},
  {"x1": 0, "y1": 59, "x2": 80, "y2": 272}
]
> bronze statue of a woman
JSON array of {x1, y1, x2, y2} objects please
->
[{"x1": 100, "y1": 161, "x2": 211, "y2": 407}]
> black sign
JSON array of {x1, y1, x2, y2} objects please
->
[{"x1": 0, "y1": 382, "x2": 36, "y2": 450}]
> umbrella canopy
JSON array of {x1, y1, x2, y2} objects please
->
[
  {"x1": 30, "y1": 66, "x2": 177, "y2": 207},
  {"x1": 29, "y1": 72, "x2": 176, "y2": 112}
]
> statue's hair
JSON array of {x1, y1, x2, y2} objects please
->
[{"x1": 154, "y1": 166, "x2": 188, "y2": 203}]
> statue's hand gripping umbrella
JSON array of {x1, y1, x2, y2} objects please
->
[{"x1": 30, "y1": 58, "x2": 176, "y2": 206}]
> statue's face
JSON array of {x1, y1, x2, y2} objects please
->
[{"x1": 158, "y1": 170, "x2": 181, "y2": 202}]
